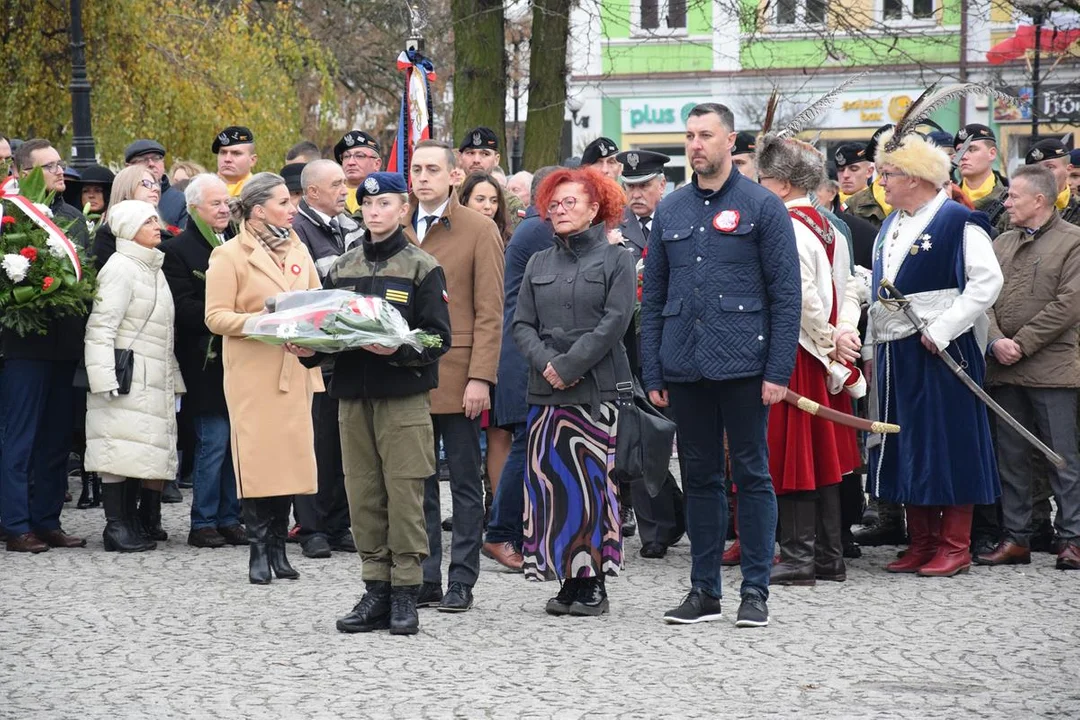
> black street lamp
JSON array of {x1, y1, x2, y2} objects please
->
[
  {"x1": 1017, "y1": 0, "x2": 1064, "y2": 144},
  {"x1": 68, "y1": 0, "x2": 97, "y2": 168}
]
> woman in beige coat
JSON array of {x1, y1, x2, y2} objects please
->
[
  {"x1": 84, "y1": 200, "x2": 185, "y2": 553},
  {"x1": 205, "y1": 172, "x2": 322, "y2": 585}
]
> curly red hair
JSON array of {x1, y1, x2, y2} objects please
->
[{"x1": 535, "y1": 166, "x2": 627, "y2": 229}]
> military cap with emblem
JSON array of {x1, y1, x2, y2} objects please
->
[
  {"x1": 1026, "y1": 138, "x2": 1069, "y2": 165},
  {"x1": 926, "y1": 130, "x2": 954, "y2": 149},
  {"x1": 615, "y1": 149, "x2": 670, "y2": 184},
  {"x1": 334, "y1": 130, "x2": 382, "y2": 164},
  {"x1": 732, "y1": 132, "x2": 757, "y2": 157},
  {"x1": 212, "y1": 126, "x2": 255, "y2": 154},
  {"x1": 459, "y1": 126, "x2": 499, "y2": 152},
  {"x1": 124, "y1": 139, "x2": 167, "y2": 164},
  {"x1": 834, "y1": 143, "x2": 867, "y2": 168},
  {"x1": 356, "y1": 171, "x2": 408, "y2": 199},
  {"x1": 280, "y1": 163, "x2": 306, "y2": 194},
  {"x1": 953, "y1": 124, "x2": 995, "y2": 148},
  {"x1": 581, "y1": 137, "x2": 620, "y2": 166}
]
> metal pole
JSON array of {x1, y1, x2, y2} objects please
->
[
  {"x1": 68, "y1": 0, "x2": 96, "y2": 168},
  {"x1": 512, "y1": 78, "x2": 521, "y2": 174},
  {"x1": 1031, "y1": 10, "x2": 1043, "y2": 143}
]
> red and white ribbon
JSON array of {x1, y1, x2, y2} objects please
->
[{"x1": 0, "y1": 176, "x2": 83, "y2": 281}]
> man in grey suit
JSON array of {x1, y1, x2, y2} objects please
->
[{"x1": 613, "y1": 149, "x2": 686, "y2": 558}]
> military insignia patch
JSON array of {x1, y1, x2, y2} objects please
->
[
  {"x1": 1031, "y1": 148, "x2": 1044, "y2": 161},
  {"x1": 364, "y1": 177, "x2": 380, "y2": 194},
  {"x1": 345, "y1": 134, "x2": 355, "y2": 147},
  {"x1": 472, "y1": 131, "x2": 482, "y2": 147},
  {"x1": 627, "y1": 152, "x2": 640, "y2": 169}
]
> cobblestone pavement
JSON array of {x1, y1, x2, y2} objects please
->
[{"x1": 2, "y1": 478, "x2": 1078, "y2": 720}]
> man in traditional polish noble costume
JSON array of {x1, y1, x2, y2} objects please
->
[
  {"x1": 756, "y1": 134, "x2": 864, "y2": 585},
  {"x1": 866, "y1": 124, "x2": 1003, "y2": 578}
]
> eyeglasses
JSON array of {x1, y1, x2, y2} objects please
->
[
  {"x1": 139, "y1": 179, "x2": 158, "y2": 190},
  {"x1": 341, "y1": 151, "x2": 379, "y2": 162},
  {"x1": 133, "y1": 153, "x2": 165, "y2": 164},
  {"x1": 546, "y1": 196, "x2": 578, "y2": 214},
  {"x1": 879, "y1": 171, "x2": 907, "y2": 183},
  {"x1": 40, "y1": 161, "x2": 66, "y2": 174}
]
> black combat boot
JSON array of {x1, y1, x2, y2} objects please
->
[
  {"x1": 336, "y1": 581, "x2": 392, "y2": 633},
  {"x1": 389, "y1": 585, "x2": 421, "y2": 635},
  {"x1": 569, "y1": 577, "x2": 609, "y2": 616},
  {"x1": 545, "y1": 579, "x2": 579, "y2": 616}
]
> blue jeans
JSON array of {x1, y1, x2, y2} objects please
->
[
  {"x1": 189, "y1": 413, "x2": 240, "y2": 530},
  {"x1": 0, "y1": 359, "x2": 77, "y2": 535},
  {"x1": 668, "y1": 377, "x2": 775, "y2": 601},
  {"x1": 484, "y1": 422, "x2": 527, "y2": 545}
]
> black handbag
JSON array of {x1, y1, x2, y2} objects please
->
[
  {"x1": 112, "y1": 281, "x2": 157, "y2": 395},
  {"x1": 612, "y1": 351, "x2": 677, "y2": 498}
]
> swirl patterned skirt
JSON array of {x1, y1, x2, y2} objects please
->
[{"x1": 522, "y1": 402, "x2": 622, "y2": 581}]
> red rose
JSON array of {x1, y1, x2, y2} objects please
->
[
  {"x1": 20, "y1": 247, "x2": 38, "y2": 262},
  {"x1": 1, "y1": 215, "x2": 15, "y2": 226},
  {"x1": 42, "y1": 276, "x2": 54, "y2": 290}
]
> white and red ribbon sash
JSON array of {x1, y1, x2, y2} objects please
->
[{"x1": 0, "y1": 176, "x2": 83, "y2": 281}]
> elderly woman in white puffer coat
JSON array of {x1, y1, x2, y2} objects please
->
[{"x1": 84, "y1": 200, "x2": 185, "y2": 553}]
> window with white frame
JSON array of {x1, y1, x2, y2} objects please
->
[
  {"x1": 881, "y1": 0, "x2": 935, "y2": 22},
  {"x1": 635, "y1": 0, "x2": 687, "y2": 34},
  {"x1": 773, "y1": 0, "x2": 828, "y2": 27}
]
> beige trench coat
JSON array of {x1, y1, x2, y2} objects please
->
[{"x1": 205, "y1": 224, "x2": 323, "y2": 498}]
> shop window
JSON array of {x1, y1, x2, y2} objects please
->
[
  {"x1": 882, "y1": 0, "x2": 935, "y2": 22},
  {"x1": 773, "y1": 0, "x2": 828, "y2": 27},
  {"x1": 635, "y1": 0, "x2": 687, "y2": 34}
]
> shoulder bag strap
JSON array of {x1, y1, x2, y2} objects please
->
[{"x1": 121, "y1": 270, "x2": 159, "y2": 351}]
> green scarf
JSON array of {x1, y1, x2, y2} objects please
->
[{"x1": 191, "y1": 211, "x2": 223, "y2": 248}]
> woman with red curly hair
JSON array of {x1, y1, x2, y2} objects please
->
[{"x1": 512, "y1": 166, "x2": 636, "y2": 617}]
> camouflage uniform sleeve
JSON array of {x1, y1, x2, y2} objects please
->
[{"x1": 504, "y1": 188, "x2": 525, "y2": 231}]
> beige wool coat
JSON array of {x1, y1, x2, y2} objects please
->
[
  {"x1": 403, "y1": 192, "x2": 504, "y2": 414},
  {"x1": 204, "y1": 224, "x2": 323, "y2": 498}
]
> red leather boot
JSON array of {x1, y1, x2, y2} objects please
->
[
  {"x1": 918, "y1": 505, "x2": 974, "y2": 577},
  {"x1": 886, "y1": 506, "x2": 940, "y2": 573}
]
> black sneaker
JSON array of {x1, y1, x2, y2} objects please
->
[
  {"x1": 301, "y1": 534, "x2": 332, "y2": 559},
  {"x1": 662, "y1": 588, "x2": 723, "y2": 625},
  {"x1": 416, "y1": 581, "x2": 443, "y2": 608},
  {"x1": 437, "y1": 581, "x2": 474, "y2": 613},
  {"x1": 735, "y1": 593, "x2": 769, "y2": 628}
]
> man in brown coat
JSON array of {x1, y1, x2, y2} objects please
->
[
  {"x1": 404, "y1": 140, "x2": 505, "y2": 610},
  {"x1": 978, "y1": 165, "x2": 1080, "y2": 571}
]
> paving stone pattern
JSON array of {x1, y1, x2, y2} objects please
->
[{"x1": 1, "y1": 478, "x2": 1078, "y2": 720}]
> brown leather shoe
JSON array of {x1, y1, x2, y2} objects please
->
[
  {"x1": 6, "y1": 532, "x2": 49, "y2": 553},
  {"x1": 1056, "y1": 542, "x2": 1080, "y2": 570},
  {"x1": 217, "y1": 525, "x2": 248, "y2": 546},
  {"x1": 481, "y1": 541, "x2": 524, "y2": 571},
  {"x1": 35, "y1": 529, "x2": 87, "y2": 548},
  {"x1": 974, "y1": 539, "x2": 1030, "y2": 566}
]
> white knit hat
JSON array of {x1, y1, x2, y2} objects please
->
[{"x1": 108, "y1": 200, "x2": 159, "y2": 241}]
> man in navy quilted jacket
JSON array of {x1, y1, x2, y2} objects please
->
[{"x1": 640, "y1": 103, "x2": 801, "y2": 628}]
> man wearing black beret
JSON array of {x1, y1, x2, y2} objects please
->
[
  {"x1": 580, "y1": 136, "x2": 622, "y2": 180},
  {"x1": 953, "y1": 124, "x2": 1008, "y2": 227},
  {"x1": 212, "y1": 126, "x2": 257, "y2": 197},
  {"x1": 731, "y1": 132, "x2": 758, "y2": 182},
  {"x1": 834, "y1": 143, "x2": 872, "y2": 209},
  {"x1": 457, "y1": 127, "x2": 525, "y2": 228},
  {"x1": 335, "y1": 130, "x2": 382, "y2": 216}
]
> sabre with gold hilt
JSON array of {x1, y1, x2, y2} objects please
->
[{"x1": 878, "y1": 278, "x2": 1066, "y2": 469}]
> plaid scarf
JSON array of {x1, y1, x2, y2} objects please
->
[{"x1": 246, "y1": 220, "x2": 291, "y2": 263}]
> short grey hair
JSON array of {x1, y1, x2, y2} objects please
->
[
  {"x1": 1011, "y1": 165, "x2": 1058, "y2": 205},
  {"x1": 238, "y1": 172, "x2": 286, "y2": 220},
  {"x1": 184, "y1": 173, "x2": 228, "y2": 207},
  {"x1": 300, "y1": 159, "x2": 342, "y2": 192},
  {"x1": 531, "y1": 166, "x2": 559, "y2": 198},
  {"x1": 756, "y1": 135, "x2": 825, "y2": 192}
]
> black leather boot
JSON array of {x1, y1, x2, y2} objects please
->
[
  {"x1": 771, "y1": 492, "x2": 816, "y2": 586},
  {"x1": 102, "y1": 482, "x2": 153, "y2": 553},
  {"x1": 545, "y1": 579, "x2": 579, "y2": 616},
  {"x1": 138, "y1": 488, "x2": 168, "y2": 542},
  {"x1": 336, "y1": 581, "x2": 392, "y2": 633},
  {"x1": 815, "y1": 484, "x2": 846, "y2": 582},
  {"x1": 854, "y1": 500, "x2": 907, "y2": 545},
  {"x1": 569, "y1": 577, "x2": 609, "y2": 616},
  {"x1": 389, "y1": 585, "x2": 421, "y2": 635},
  {"x1": 268, "y1": 496, "x2": 299, "y2": 580},
  {"x1": 77, "y1": 470, "x2": 101, "y2": 509},
  {"x1": 244, "y1": 499, "x2": 272, "y2": 585}
]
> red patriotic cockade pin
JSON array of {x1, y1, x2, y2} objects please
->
[
  {"x1": 712, "y1": 210, "x2": 740, "y2": 232},
  {"x1": 290, "y1": 264, "x2": 302, "y2": 276}
]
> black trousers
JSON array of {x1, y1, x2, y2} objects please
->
[{"x1": 295, "y1": 391, "x2": 350, "y2": 539}]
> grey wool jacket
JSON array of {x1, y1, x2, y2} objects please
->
[{"x1": 513, "y1": 222, "x2": 637, "y2": 412}]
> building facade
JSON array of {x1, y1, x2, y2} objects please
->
[{"x1": 566, "y1": 0, "x2": 1080, "y2": 181}]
